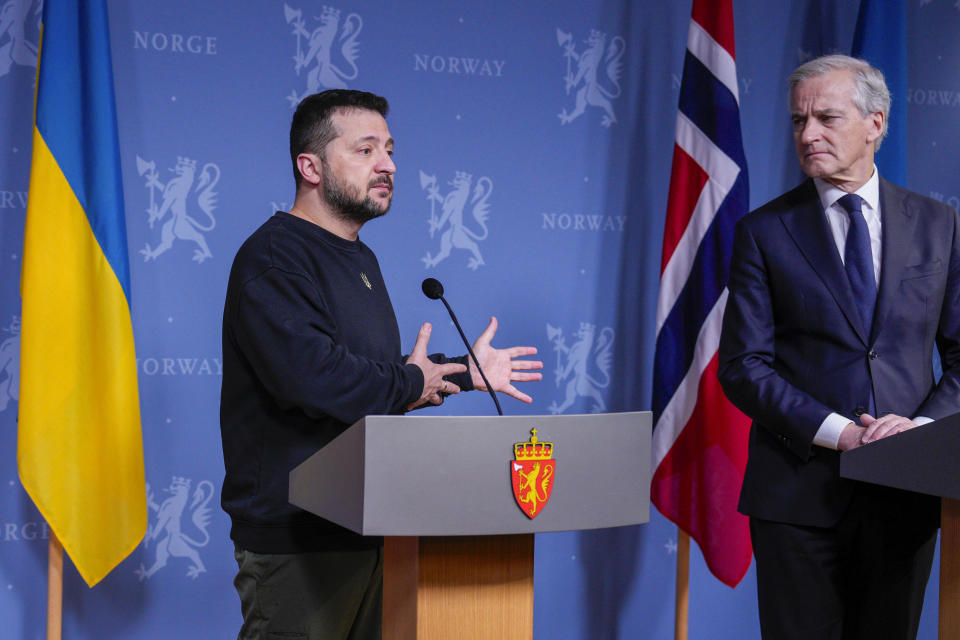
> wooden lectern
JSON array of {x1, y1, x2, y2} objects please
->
[
  {"x1": 840, "y1": 412, "x2": 960, "y2": 639},
  {"x1": 289, "y1": 412, "x2": 651, "y2": 640}
]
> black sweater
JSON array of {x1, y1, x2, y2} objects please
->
[{"x1": 220, "y1": 212, "x2": 471, "y2": 552}]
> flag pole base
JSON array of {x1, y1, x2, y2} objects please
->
[
  {"x1": 675, "y1": 529, "x2": 689, "y2": 640},
  {"x1": 47, "y1": 531, "x2": 63, "y2": 640}
]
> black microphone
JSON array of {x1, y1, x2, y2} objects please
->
[
  {"x1": 421, "y1": 277, "x2": 444, "y2": 300},
  {"x1": 421, "y1": 278, "x2": 503, "y2": 416}
]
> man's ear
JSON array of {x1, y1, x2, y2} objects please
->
[
  {"x1": 296, "y1": 153, "x2": 322, "y2": 186},
  {"x1": 866, "y1": 111, "x2": 884, "y2": 145}
]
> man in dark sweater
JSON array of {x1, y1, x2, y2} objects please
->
[{"x1": 220, "y1": 90, "x2": 542, "y2": 640}]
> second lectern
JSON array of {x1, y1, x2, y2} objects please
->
[
  {"x1": 840, "y1": 412, "x2": 960, "y2": 639},
  {"x1": 289, "y1": 411, "x2": 651, "y2": 640}
]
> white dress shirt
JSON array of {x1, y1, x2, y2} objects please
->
[
  {"x1": 815, "y1": 171, "x2": 882, "y2": 285},
  {"x1": 808, "y1": 169, "x2": 932, "y2": 449}
]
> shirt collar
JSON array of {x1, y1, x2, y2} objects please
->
[{"x1": 813, "y1": 166, "x2": 880, "y2": 213}]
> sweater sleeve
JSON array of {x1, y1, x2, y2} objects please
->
[
  {"x1": 426, "y1": 353, "x2": 475, "y2": 392},
  {"x1": 232, "y1": 266, "x2": 424, "y2": 424}
]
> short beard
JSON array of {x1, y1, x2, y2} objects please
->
[{"x1": 321, "y1": 157, "x2": 392, "y2": 225}]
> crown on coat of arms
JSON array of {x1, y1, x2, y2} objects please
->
[
  {"x1": 322, "y1": 5, "x2": 340, "y2": 20},
  {"x1": 514, "y1": 429, "x2": 553, "y2": 461}
]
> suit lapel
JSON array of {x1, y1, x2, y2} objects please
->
[
  {"x1": 779, "y1": 180, "x2": 869, "y2": 343},
  {"x1": 873, "y1": 178, "x2": 918, "y2": 337}
]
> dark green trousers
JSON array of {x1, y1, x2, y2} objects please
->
[{"x1": 233, "y1": 545, "x2": 382, "y2": 640}]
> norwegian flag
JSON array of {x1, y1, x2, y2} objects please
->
[{"x1": 650, "y1": 0, "x2": 752, "y2": 588}]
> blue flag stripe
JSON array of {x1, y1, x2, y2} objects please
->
[
  {"x1": 678, "y1": 51, "x2": 747, "y2": 169},
  {"x1": 36, "y1": 0, "x2": 131, "y2": 300},
  {"x1": 852, "y1": 0, "x2": 906, "y2": 185},
  {"x1": 652, "y1": 174, "x2": 748, "y2": 420}
]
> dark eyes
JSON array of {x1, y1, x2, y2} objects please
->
[
  {"x1": 792, "y1": 115, "x2": 837, "y2": 127},
  {"x1": 358, "y1": 147, "x2": 394, "y2": 156}
]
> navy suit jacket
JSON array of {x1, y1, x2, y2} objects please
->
[{"x1": 719, "y1": 177, "x2": 960, "y2": 527}]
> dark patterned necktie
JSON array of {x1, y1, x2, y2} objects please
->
[{"x1": 838, "y1": 193, "x2": 876, "y2": 333}]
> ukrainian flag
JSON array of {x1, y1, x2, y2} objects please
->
[{"x1": 18, "y1": 0, "x2": 145, "y2": 587}]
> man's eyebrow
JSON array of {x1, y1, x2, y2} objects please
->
[
  {"x1": 790, "y1": 108, "x2": 842, "y2": 118},
  {"x1": 354, "y1": 135, "x2": 394, "y2": 146}
]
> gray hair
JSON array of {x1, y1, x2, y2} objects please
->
[{"x1": 789, "y1": 54, "x2": 890, "y2": 150}]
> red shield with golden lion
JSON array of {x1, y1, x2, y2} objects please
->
[{"x1": 510, "y1": 429, "x2": 555, "y2": 519}]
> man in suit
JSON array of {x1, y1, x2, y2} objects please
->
[{"x1": 719, "y1": 55, "x2": 960, "y2": 639}]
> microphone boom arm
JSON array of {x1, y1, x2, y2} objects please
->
[
  {"x1": 438, "y1": 295, "x2": 503, "y2": 416},
  {"x1": 421, "y1": 277, "x2": 503, "y2": 416}
]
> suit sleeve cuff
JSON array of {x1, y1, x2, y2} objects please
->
[{"x1": 813, "y1": 412, "x2": 851, "y2": 450}]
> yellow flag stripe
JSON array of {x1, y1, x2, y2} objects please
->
[{"x1": 19, "y1": 128, "x2": 145, "y2": 587}]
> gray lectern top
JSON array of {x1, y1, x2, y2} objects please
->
[
  {"x1": 289, "y1": 411, "x2": 651, "y2": 536},
  {"x1": 840, "y1": 411, "x2": 960, "y2": 500}
]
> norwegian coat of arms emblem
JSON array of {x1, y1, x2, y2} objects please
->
[
  {"x1": 510, "y1": 429, "x2": 555, "y2": 519},
  {"x1": 419, "y1": 169, "x2": 492, "y2": 270},
  {"x1": 284, "y1": 3, "x2": 362, "y2": 106},
  {"x1": 0, "y1": 315, "x2": 19, "y2": 413},
  {"x1": 546, "y1": 322, "x2": 613, "y2": 414},
  {"x1": 135, "y1": 476, "x2": 214, "y2": 581},
  {"x1": 556, "y1": 27, "x2": 625, "y2": 127},
  {"x1": 0, "y1": 0, "x2": 40, "y2": 80},
  {"x1": 136, "y1": 155, "x2": 219, "y2": 263}
]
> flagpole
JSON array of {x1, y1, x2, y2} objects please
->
[
  {"x1": 675, "y1": 529, "x2": 689, "y2": 640},
  {"x1": 47, "y1": 530, "x2": 63, "y2": 640}
]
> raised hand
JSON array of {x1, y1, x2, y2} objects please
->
[
  {"x1": 406, "y1": 322, "x2": 467, "y2": 410},
  {"x1": 469, "y1": 317, "x2": 543, "y2": 404}
]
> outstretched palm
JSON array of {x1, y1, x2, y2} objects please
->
[{"x1": 469, "y1": 317, "x2": 543, "y2": 403}]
